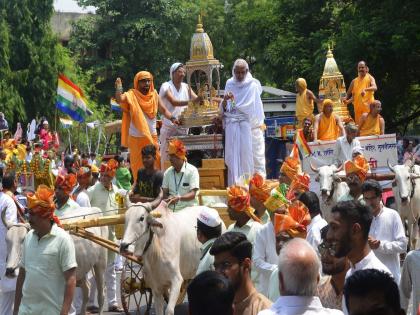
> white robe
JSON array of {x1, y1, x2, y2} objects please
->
[{"x1": 223, "y1": 72, "x2": 266, "y2": 184}]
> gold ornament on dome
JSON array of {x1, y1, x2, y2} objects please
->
[
  {"x1": 179, "y1": 15, "x2": 222, "y2": 128},
  {"x1": 319, "y1": 46, "x2": 353, "y2": 123}
]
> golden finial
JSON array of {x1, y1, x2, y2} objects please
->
[
  {"x1": 196, "y1": 14, "x2": 204, "y2": 33},
  {"x1": 326, "y1": 43, "x2": 333, "y2": 58}
]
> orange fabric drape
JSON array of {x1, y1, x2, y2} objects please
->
[
  {"x1": 128, "y1": 135, "x2": 160, "y2": 182},
  {"x1": 359, "y1": 114, "x2": 381, "y2": 136},
  {"x1": 295, "y1": 78, "x2": 314, "y2": 128},
  {"x1": 352, "y1": 74, "x2": 375, "y2": 124},
  {"x1": 318, "y1": 114, "x2": 339, "y2": 141}
]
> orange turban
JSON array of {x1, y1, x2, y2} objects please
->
[
  {"x1": 27, "y1": 185, "x2": 61, "y2": 227},
  {"x1": 280, "y1": 157, "x2": 300, "y2": 181},
  {"x1": 227, "y1": 185, "x2": 261, "y2": 223},
  {"x1": 286, "y1": 173, "x2": 310, "y2": 200},
  {"x1": 249, "y1": 173, "x2": 279, "y2": 203},
  {"x1": 274, "y1": 200, "x2": 311, "y2": 238},
  {"x1": 345, "y1": 155, "x2": 369, "y2": 181},
  {"x1": 168, "y1": 139, "x2": 187, "y2": 161},
  {"x1": 100, "y1": 159, "x2": 118, "y2": 177},
  {"x1": 55, "y1": 173, "x2": 77, "y2": 195},
  {"x1": 323, "y1": 99, "x2": 334, "y2": 107},
  {"x1": 77, "y1": 166, "x2": 91, "y2": 179}
]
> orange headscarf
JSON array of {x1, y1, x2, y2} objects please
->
[
  {"x1": 249, "y1": 173, "x2": 279, "y2": 203},
  {"x1": 286, "y1": 173, "x2": 310, "y2": 200},
  {"x1": 55, "y1": 173, "x2": 77, "y2": 195},
  {"x1": 345, "y1": 155, "x2": 369, "y2": 181},
  {"x1": 227, "y1": 185, "x2": 261, "y2": 223},
  {"x1": 100, "y1": 159, "x2": 118, "y2": 177},
  {"x1": 274, "y1": 200, "x2": 311, "y2": 238},
  {"x1": 168, "y1": 139, "x2": 187, "y2": 161},
  {"x1": 77, "y1": 166, "x2": 91, "y2": 179},
  {"x1": 120, "y1": 71, "x2": 159, "y2": 146},
  {"x1": 280, "y1": 156, "x2": 300, "y2": 181},
  {"x1": 27, "y1": 185, "x2": 61, "y2": 227}
]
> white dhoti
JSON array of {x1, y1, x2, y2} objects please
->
[
  {"x1": 252, "y1": 127, "x2": 266, "y2": 178},
  {"x1": 0, "y1": 291, "x2": 14, "y2": 315},
  {"x1": 159, "y1": 124, "x2": 188, "y2": 169},
  {"x1": 224, "y1": 112, "x2": 254, "y2": 185}
]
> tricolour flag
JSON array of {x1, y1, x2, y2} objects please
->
[
  {"x1": 56, "y1": 74, "x2": 93, "y2": 122},
  {"x1": 110, "y1": 98, "x2": 121, "y2": 112},
  {"x1": 294, "y1": 129, "x2": 312, "y2": 158},
  {"x1": 59, "y1": 117, "x2": 73, "y2": 128}
]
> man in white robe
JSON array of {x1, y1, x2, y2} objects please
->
[
  {"x1": 221, "y1": 59, "x2": 266, "y2": 185},
  {"x1": 159, "y1": 62, "x2": 199, "y2": 169}
]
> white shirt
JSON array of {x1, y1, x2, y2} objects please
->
[
  {"x1": 129, "y1": 115, "x2": 157, "y2": 137},
  {"x1": 0, "y1": 192, "x2": 18, "y2": 293},
  {"x1": 400, "y1": 250, "x2": 420, "y2": 315},
  {"x1": 195, "y1": 238, "x2": 216, "y2": 275},
  {"x1": 253, "y1": 222, "x2": 278, "y2": 296},
  {"x1": 333, "y1": 136, "x2": 361, "y2": 165},
  {"x1": 343, "y1": 250, "x2": 392, "y2": 314},
  {"x1": 159, "y1": 81, "x2": 190, "y2": 128},
  {"x1": 258, "y1": 296, "x2": 344, "y2": 315},
  {"x1": 267, "y1": 268, "x2": 280, "y2": 302},
  {"x1": 369, "y1": 206, "x2": 407, "y2": 282},
  {"x1": 306, "y1": 214, "x2": 328, "y2": 252},
  {"x1": 74, "y1": 189, "x2": 91, "y2": 208}
]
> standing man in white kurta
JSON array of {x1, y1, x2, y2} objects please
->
[
  {"x1": 362, "y1": 180, "x2": 407, "y2": 283},
  {"x1": 0, "y1": 181, "x2": 18, "y2": 315},
  {"x1": 159, "y1": 63, "x2": 200, "y2": 169},
  {"x1": 221, "y1": 59, "x2": 266, "y2": 185}
]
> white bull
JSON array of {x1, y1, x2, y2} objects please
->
[
  {"x1": 388, "y1": 160, "x2": 420, "y2": 249},
  {"x1": 2, "y1": 207, "x2": 108, "y2": 315},
  {"x1": 120, "y1": 202, "x2": 203, "y2": 315},
  {"x1": 310, "y1": 163, "x2": 349, "y2": 222}
]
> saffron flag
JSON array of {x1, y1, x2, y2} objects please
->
[
  {"x1": 290, "y1": 143, "x2": 302, "y2": 160},
  {"x1": 110, "y1": 98, "x2": 121, "y2": 112},
  {"x1": 295, "y1": 129, "x2": 312, "y2": 158},
  {"x1": 56, "y1": 74, "x2": 92, "y2": 122}
]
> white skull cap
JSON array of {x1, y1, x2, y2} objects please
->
[{"x1": 198, "y1": 207, "x2": 222, "y2": 228}]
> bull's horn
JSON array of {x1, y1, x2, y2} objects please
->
[
  {"x1": 387, "y1": 159, "x2": 396, "y2": 173},
  {"x1": 146, "y1": 215, "x2": 163, "y2": 228},
  {"x1": 1, "y1": 207, "x2": 14, "y2": 229},
  {"x1": 334, "y1": 163, "x2": 344, "y2": 173},
  {"x1": 310, "y1": 162, "x2": 319, "y2": 173},
  {"x1": 141, "y1": 202, "x2": 153, "y2": 213}
]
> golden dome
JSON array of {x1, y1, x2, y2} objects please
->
[
  {"x1": 322, "y1": 48, "x2": 341, "y2": 76},
  {"x1": 190, "y1": 15, "x2": 214, "y2": 61}
]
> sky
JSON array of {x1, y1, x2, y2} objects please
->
[{"x1": 54, "y1": 0, "x2": 96, "y2": 13}]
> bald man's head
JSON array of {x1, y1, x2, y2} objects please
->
[
  {"x1": 278, "y1": 238, "x2": 320, "y2": 296},
  {"x1": 358, "y1": 61, "x2": 368, "y2": 76}
]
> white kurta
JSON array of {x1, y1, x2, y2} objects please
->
[
  {"x1": 400, "y1": 249, "x2": 420, "y2": 315},
  {"x1": 369, "y1": 206, "x2": 407, "y2": 282},
  {"x1": 306, "y1": 214, "x2": 328, "y2": 252},
  {"x1": 253, "y1": 222, "x2": 278, "y2": 296},
  {"x1": 159, "y1": 81, "x2": 189, "y2": 169},
  {"x1": 223, "y1": 72, "x2": 266, "y2": 185},
  {"x1": 0, "y1": 192, "x2": 18, "y2": 315},
  {"x1": 333, "y1": 136, "x2": 361, "y2": 166},
  {"x1": 195, "y1": 238, "x2": 216, "y2": 275}
]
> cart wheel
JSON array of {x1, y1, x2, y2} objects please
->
[{"x1": 120, "y1": 260, "x2": 153, "y2": 315}]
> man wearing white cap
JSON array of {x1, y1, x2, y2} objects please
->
[
  {"x1": 195, "y1": 207, "x2": 223, "y2": 275},
  {"x1": 159, "y1": 63, "x2": 201, "y2": 169}
]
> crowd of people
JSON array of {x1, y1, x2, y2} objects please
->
[{"x1": 0, "y1": 56, "x2": 418, "y2": 315}]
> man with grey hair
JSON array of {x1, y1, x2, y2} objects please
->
[
  {"x1": 333, "y1": 122, "x2": 361, "y2": 167},
  {"x1": 221, "y1": 59, "x2": 266, "y2": 185},
  {"x1": 258, "y1": 238, "x2": 343, "y2": 315}
]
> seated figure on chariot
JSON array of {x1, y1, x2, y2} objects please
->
[
  {"x1": 338, "y1": 147, "x2": 370, "y2": 203},
  {"x1": 343, "y1": 61, "x2": 377, "y2": 125},
  {"x1": 295, "y1": 117, "x2": 314, "y2": 143},
  {"x1": 221, "y1": 59, "x2": 266, "y2": 185},
  {"x1": 158, "y1": 139, "x2": 199, "y2": 212},
  {"x1": 358, "y1": 100, "x2": 385, "y2": 136},
  {"x1": 115, "y1": 71, "x2": 177, "y2": 182},
  {"x1": 54, "y1": 173, "x2": 79, "y2": 219},
  {"x1": 159, "y1": 63, "x2": 202, "y2": 169},
  {"x1": 333, "y1": 122, "x2": 360, "y2": 167},
  {"x1": 129, "y1": 144, "x2": 163, "y2": 205},
  {"x1": 295, "y1": 78, "x2": 322, "y2": 128},
  {"x1": 1, "y1": 131, "x2": 17, "y2": 150},
  {"x1": 313, "y1": 99, "x2": 345, "y2": 142}
]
